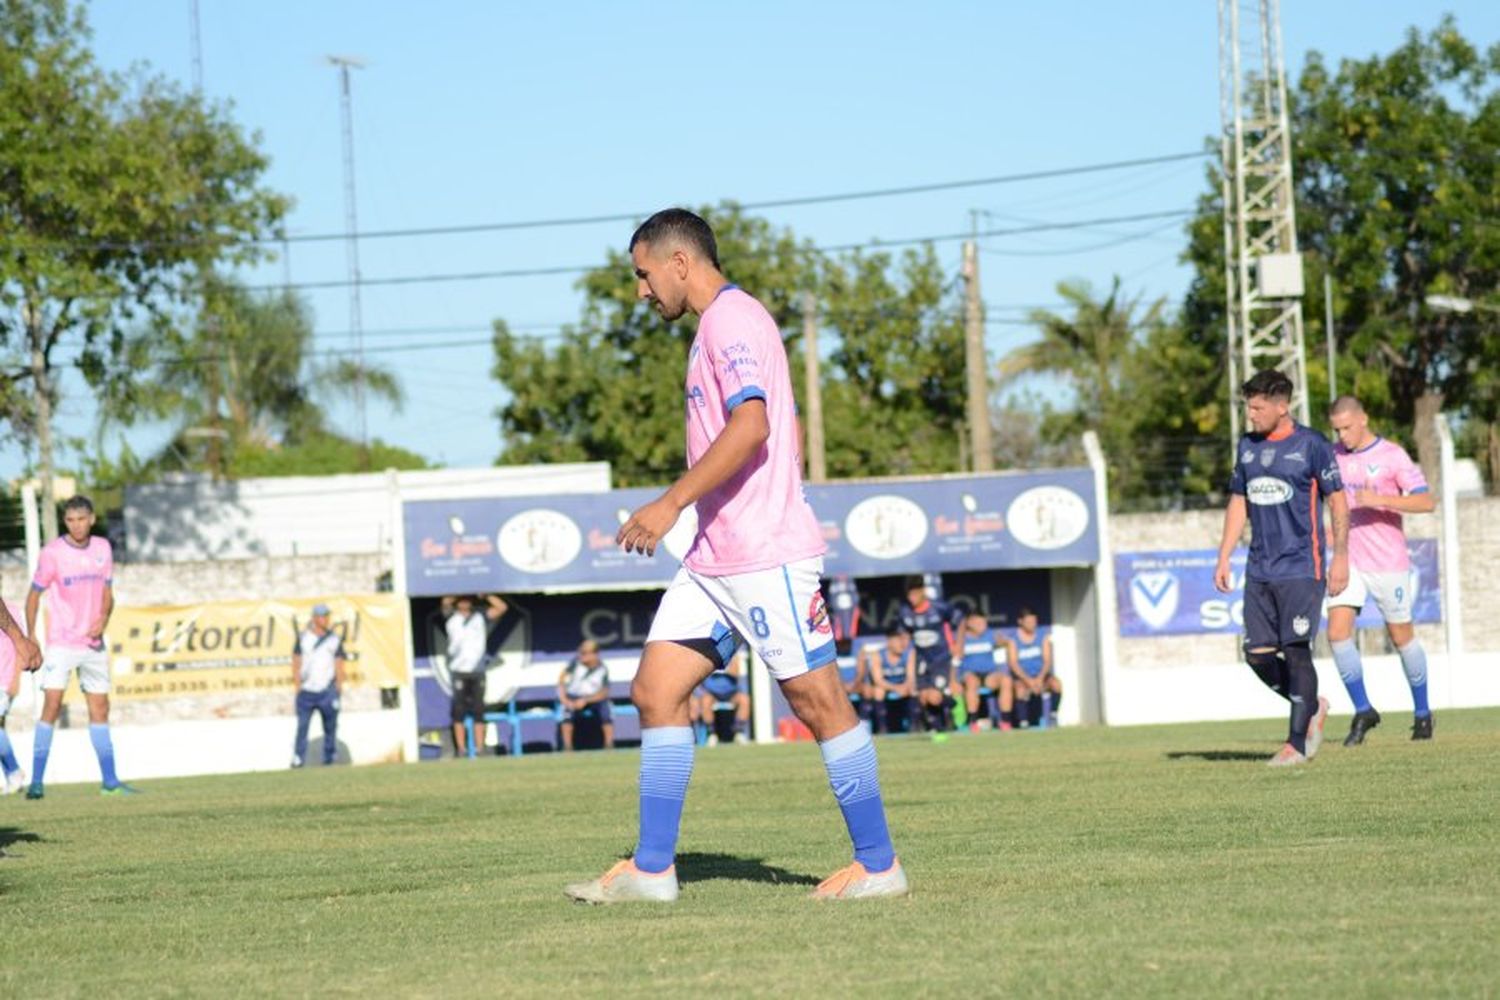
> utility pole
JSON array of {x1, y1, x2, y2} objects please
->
[
  {"x1": 328, "y1": 55, "x2": 369, "y2": 466},
  {"x1": 962, "y1": 240, "x2": 994, "y2": 472},
  {"x1": 1218, "y1": 0, "x2": 1310, "y2": 442},
  {"x1": 802, "y1": 291, "x2": 827, "y2": 482},
  {"x1": 23, "y1": 300, "x2": 57, "y2": 541},
  {"x1": 189, "y1": 0, "x2": 203, "y2": 93}
]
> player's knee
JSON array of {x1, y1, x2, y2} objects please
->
[{"x1": 1281, "y1": 642, "x2": 1313, "y2": 670}]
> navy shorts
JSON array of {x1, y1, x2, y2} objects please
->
[
  {"x1": 1243, "y1": 577, "x2": 1326, "y2": 648},
  {"x1": 567, "y1": 700, "x2": 612, "y2": 725},
  {"x1": 915, "y1": 659, "x2": 951, "y2": 693},
  {"x1": 450, "y1": 672, "x2": 486, "y2": 723}
]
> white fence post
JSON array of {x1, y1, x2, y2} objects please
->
[
  {"x1": 1082, "y1": 431, "x2": 1117, "y2": 725},
  {"x1": 1436, "y1": 414, "x2": 1463, "y2": 708}
]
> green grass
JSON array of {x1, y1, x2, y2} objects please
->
[{"x1": 2, "y1": 711, "x2": 1497, "y2": 998}]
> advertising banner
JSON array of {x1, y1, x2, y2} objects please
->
[
  {"x1": 402, "y1": 469, "x2": 1098, "y2": 595},
  {"x1": 1114, "y1": 540, "x2": 1441, "y2": 637},
  {"x1": 75, "y1": 595, "x2": 412, "y2": 701}
]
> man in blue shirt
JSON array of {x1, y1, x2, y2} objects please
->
[
  {"x1": 897, "y1": 576, "x2": 964, "y2": 732},
  {"x1": 1215, "y1": 370, "x2": 1350, "y2": 767}
]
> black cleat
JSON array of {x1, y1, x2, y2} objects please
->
[
  {"x1": 1411, "y1": 714, "x2": 1434, "y2": 741},
  {"x1": 1343, "y1": 708, "x2": 1382, "y2": 747}
]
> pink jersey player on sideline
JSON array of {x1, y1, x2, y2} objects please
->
[
  {"x1": 681, "y1": 285, "x2": 825, "y2": 575},
  {"x1": 1335, "y1": 436, "x2": 1429, "y2": 573},
  {"x1": 565, "y1": 209, "x2": 904, "y2": 906},
  {"x1": 1326, "y1": 396, "x2": 1438, "y2": 747}
]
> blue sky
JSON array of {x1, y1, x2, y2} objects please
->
[{"x1": 23, "y1": 1, "x2": 1498, "y2": 477}]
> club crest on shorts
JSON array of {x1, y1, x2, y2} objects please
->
[
  {"x1": 805, "y1": 591, "x2": 832, "y2": 635},
  {"x1": 1292, "y1": 615, "x2": 1311, "y2": 637}
]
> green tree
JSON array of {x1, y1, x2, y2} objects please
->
[
  {"x1": 101, "y1": 278, "x2": 407, "y2": 477},
  {"x1": 1182, "y1": 17, "x2": 1500, "y2": 483},
  {"x1": 0, "y1": 0, "x2": 289, "y2": 534},
  {"x1": 491, "y1": 204, "x2": 970, "y2": 483}
]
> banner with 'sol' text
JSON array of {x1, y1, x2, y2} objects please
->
[{"x1": 63, "y1": 595, "x2": 412, "y2": 702}]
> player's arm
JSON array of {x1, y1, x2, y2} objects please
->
[
  {"x1": 290, "y1": 649, "x2": 302, "y2": 689},
  {"x1": 556, "y1": 667, "x2": 571, "y2": 709},
  {"x1": 0, "y1": 598, "x2": 39, "y2": 672},
  {"x1": 484, "y1": 594, "x2": 509, "y2": 620},
  {"x1": 1327, "y1": 490, "x2": 1350, "y2": 596},
  {"x1": 617, "y1": 399, "x2": 770, "y2": 556},
  {"x1": 334, "y1": 647, "x2": 347, "y2": 692},
  {"x1": 1357, "y1": 491, "x2": 1437, "y2": 514},
  {"x1": 1214, "y1": 495, "x2": 1248, "y2": 593},
  {"x1": 90, "y1": 583, "x2": 114, "y2": 641},
  {"x1": 1037, "y1": 636, "x2": 1054, "y2": 683}
]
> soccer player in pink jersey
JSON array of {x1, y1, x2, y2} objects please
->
[
  {"x1": 0, "y1": 599, "x2": 38, "y2": 794},
  {"x1": 565, "y1": 210, "x2": 905, "y2": 903},
  {"x1": 1327, "y1": 397, "x2": 1438, "y2": 744},
  {"x1": 23, "y1": 496, "x2": 134, "y2": 797}
]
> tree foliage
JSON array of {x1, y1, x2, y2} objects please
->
[
  {"x1": 491, "y1": 204, "x2": 968, "y2": 485},
  {"x1": 0, "y1": 0, "x2": 289, "y2": 529}
]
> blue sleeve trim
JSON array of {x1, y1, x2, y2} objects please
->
[
  {"x1": 725, "y1": 386, "x2": 767, "y2": 412},
  {"x1": 1408, "y1": 486, "x2": 1430, "y2": 495},
  {"x1": 30, "y1": 582, "x2": 45, "y2": 592}
]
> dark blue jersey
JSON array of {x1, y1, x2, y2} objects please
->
[
  {"x1": 826, "y1": 575, "x2": 861, "y2": 641},
  {"x1": 1228, "y1": 423, "x2": 1343, "y2": 582},
  {"x1": 898, "y1": 598, "x2": 964, "y2": 669}
]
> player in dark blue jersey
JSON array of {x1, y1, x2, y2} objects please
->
[
  {"x1": 1215, "y1": 370, "x2": 1350, "y2": 767},
  {"x1": 897, "y1": 576, "x2": 964, "y2": 731}
]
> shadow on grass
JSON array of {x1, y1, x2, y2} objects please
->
[
  {"x1": 0, "y1": 827, "x2": 43, "y2": 858},
  {"x1": 676, "y1": 852, "x2": 819, "y2": 886},
  {"x1": 1165, "y1": 750, "x2": 1271, "y2": 762}
]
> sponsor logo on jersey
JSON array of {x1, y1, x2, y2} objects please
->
[
  {"x1": 1129, "y1": 571, "x2": 1180, "y2": 630},
  {"x1": 1285, "y1": 450, "x2": 1306, "y2": 464},
  {"x1": 686, "y1": 385, "x2": 706, "y2": 409},
  {"x1": 1246, "y1": 476, "x2": 1294, "y2": 505},
  {"x1": 497, "y1": 508, "x2": 583, "y2": 573},
  {"x1": 1006, "y1": 485, "x2": 1091, "y2": 551},
  {"x1": 1241, "y1": 449, "x2": 1255, "y2": 465}
]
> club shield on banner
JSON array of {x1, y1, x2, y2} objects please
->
[
  {"x1": 1114, "y1": 541, "x2": 1442, "y2": 637},
  {"x1": 69, "y1": 595, "x2": 412, "y2": 701}
]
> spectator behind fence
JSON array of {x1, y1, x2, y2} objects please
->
[
  {"x1": 899, "y1": 576, "x2": 964, "y2": 732},
  {"x1": 442, "y1": 593, "x2": 508, "y2": 757},
  {"x1": 291, "y1": 603, "x2": 345, "y2": 767},
  {"x1": 865, "y1": 625, "x2": 917, "y2": 734},
  {"x1": 956, "y1": 612, "x2": 1016, "y2": 732},
  {"x1": 697, "y1": 651, "x2": 750, "y2": 745},
  {"x1": 1011, "y1": 606, "x2": 1062, "y2": 728},
  {"x1": 559, "y1": 639, "x2": 613, "y2": 751}
]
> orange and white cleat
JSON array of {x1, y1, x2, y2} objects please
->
[
  {"x1": 1304, "y1": 696, "x2": 1330, "y2": 759},
  {"x1": 1267, "y1": 743, "x2": 1307, "y2": 768},
  {"x1": 811, "y1": 859, "x2": 910, "y2": 900},
  {"x1": 564, "y1": 858, "x2": 679, "y2": 905}
]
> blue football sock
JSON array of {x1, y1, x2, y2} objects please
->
[
  {"x1": 90, "y1": 724, "x2": 120, "y2": 788},
  {"x1": 31, "y1": 721, "x2": 54, "y2": 786},
  {"x1": 1330, "y1": 638, "x2": 1371, "y2": 713},
  {"x1": 820, "y1": 723, "x2": 896, "y2": 873},
  {"x1": 633, "y1": 726, "x2": 695, "y2": 873},
  {"x1": 1398, "y1": 640, "x2": 1430, "y2": 718},
  {"x1": 0, "y1": 729, "x2": 19, "y2": 775}
]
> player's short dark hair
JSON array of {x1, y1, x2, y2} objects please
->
[
  {"x1": 1241, "y1": 369, "x2": 1294, "y2": 402},
  {"x1": 885, "y1": 623, "x2": 906, "y2": 638},
  {"x1": 903, "y1": 575, "x2": 926, "y2": 592},
  {"x1": 62, "y1": 495, "x2": 94, "y2": 514},
  {"x1": 1328, "y1": 394, "x2": 1365, "y2": 416},
  {"x1": 1018, "y1": 605, "x2": 1038, "y2": 619},
  {"x1": 629, "y1": 209, "x2": 720, "y2": 270}
]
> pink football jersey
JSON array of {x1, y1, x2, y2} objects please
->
[
  {"x1": 681, "y1": 285, "x2": 826, "y2": 575},
  {"x1": 32, "y1": 535, "x2": 113, "y2": 649},
  {"x1": 0, "y1": 600, "x2": 21, "y2": 693},
  {"x1": 1335, "y1": 436, "x2": 1429, "y2": 573}
]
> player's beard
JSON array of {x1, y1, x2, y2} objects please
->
[{"x1": 652, "y1": 295, "x2": 687, "y2": 322}]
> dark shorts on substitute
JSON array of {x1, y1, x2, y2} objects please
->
[
  {"x1": 1243, "y1": 577, "x2": 1326, "y2": 648},
  {"x1": 915, "y1": 660, "x2": 951, "y2": 693},
  {"x1": 566, "y1": 700, "x2": 612, "y2": 725},
  {"x1": 450, "y1": 671, "x2": 486, "y2": 723}
]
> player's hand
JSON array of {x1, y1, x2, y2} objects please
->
[
  {"x1": 1328, "y1": 555, "x2": 1350, "y2": 597},
  {"x1": 1354, "y1": 489, "x2": 1381, "y2": 510},
  {"x1": 14, "y1": 635, "x2": 41, "y2": 672},
  {"x1": 1213, "y1": 558, "x2": 1233, "y2": 593},
  {"x1": 617, "y1": 494, "x2": 683, "y2": 556}
]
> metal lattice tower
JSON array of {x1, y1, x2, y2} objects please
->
[
  {"x1": 328, "y1": 55, "x2": 368, "y2": 459},
  {"x1": 1218, "y1": 0, "x2": 1309, "y2": 441}
]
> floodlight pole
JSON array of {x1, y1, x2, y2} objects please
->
[{"x1": 329, "y1": 55, "x2": 369, "y2": 466}]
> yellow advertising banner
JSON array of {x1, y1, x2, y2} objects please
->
[{"x1": 96, "y1": 595, "x2": 411, "y2": 701}]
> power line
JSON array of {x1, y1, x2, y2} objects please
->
[{"x1": 243, "y1": 209, "x2": 1194, "y2": 293}]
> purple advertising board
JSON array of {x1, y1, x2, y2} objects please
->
[
  {"x1": 1114, "y1": 540, "x2": 1441, "y2": 637},
  {"x1": 401, "y1": 469, "x2": 1099, "y2": 596}
]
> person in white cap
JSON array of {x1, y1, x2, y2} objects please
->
[{"x1": 291, "y1": 603, "x2": 346, "y2": 768}]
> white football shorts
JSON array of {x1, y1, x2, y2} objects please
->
[
  {"x1": 40, "y1": 645, "x2": 111, "y2": 694},
  {"x1": 647, "y1": 556, "x2": 837, "y2": 681},
  {"x1": 1327, "y1": 567, "x2": 1415, "y2": 624}
]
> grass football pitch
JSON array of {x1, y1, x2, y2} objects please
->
[{"x1": 2, "y1": 710, "x2": 1496, "y2": 998}]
